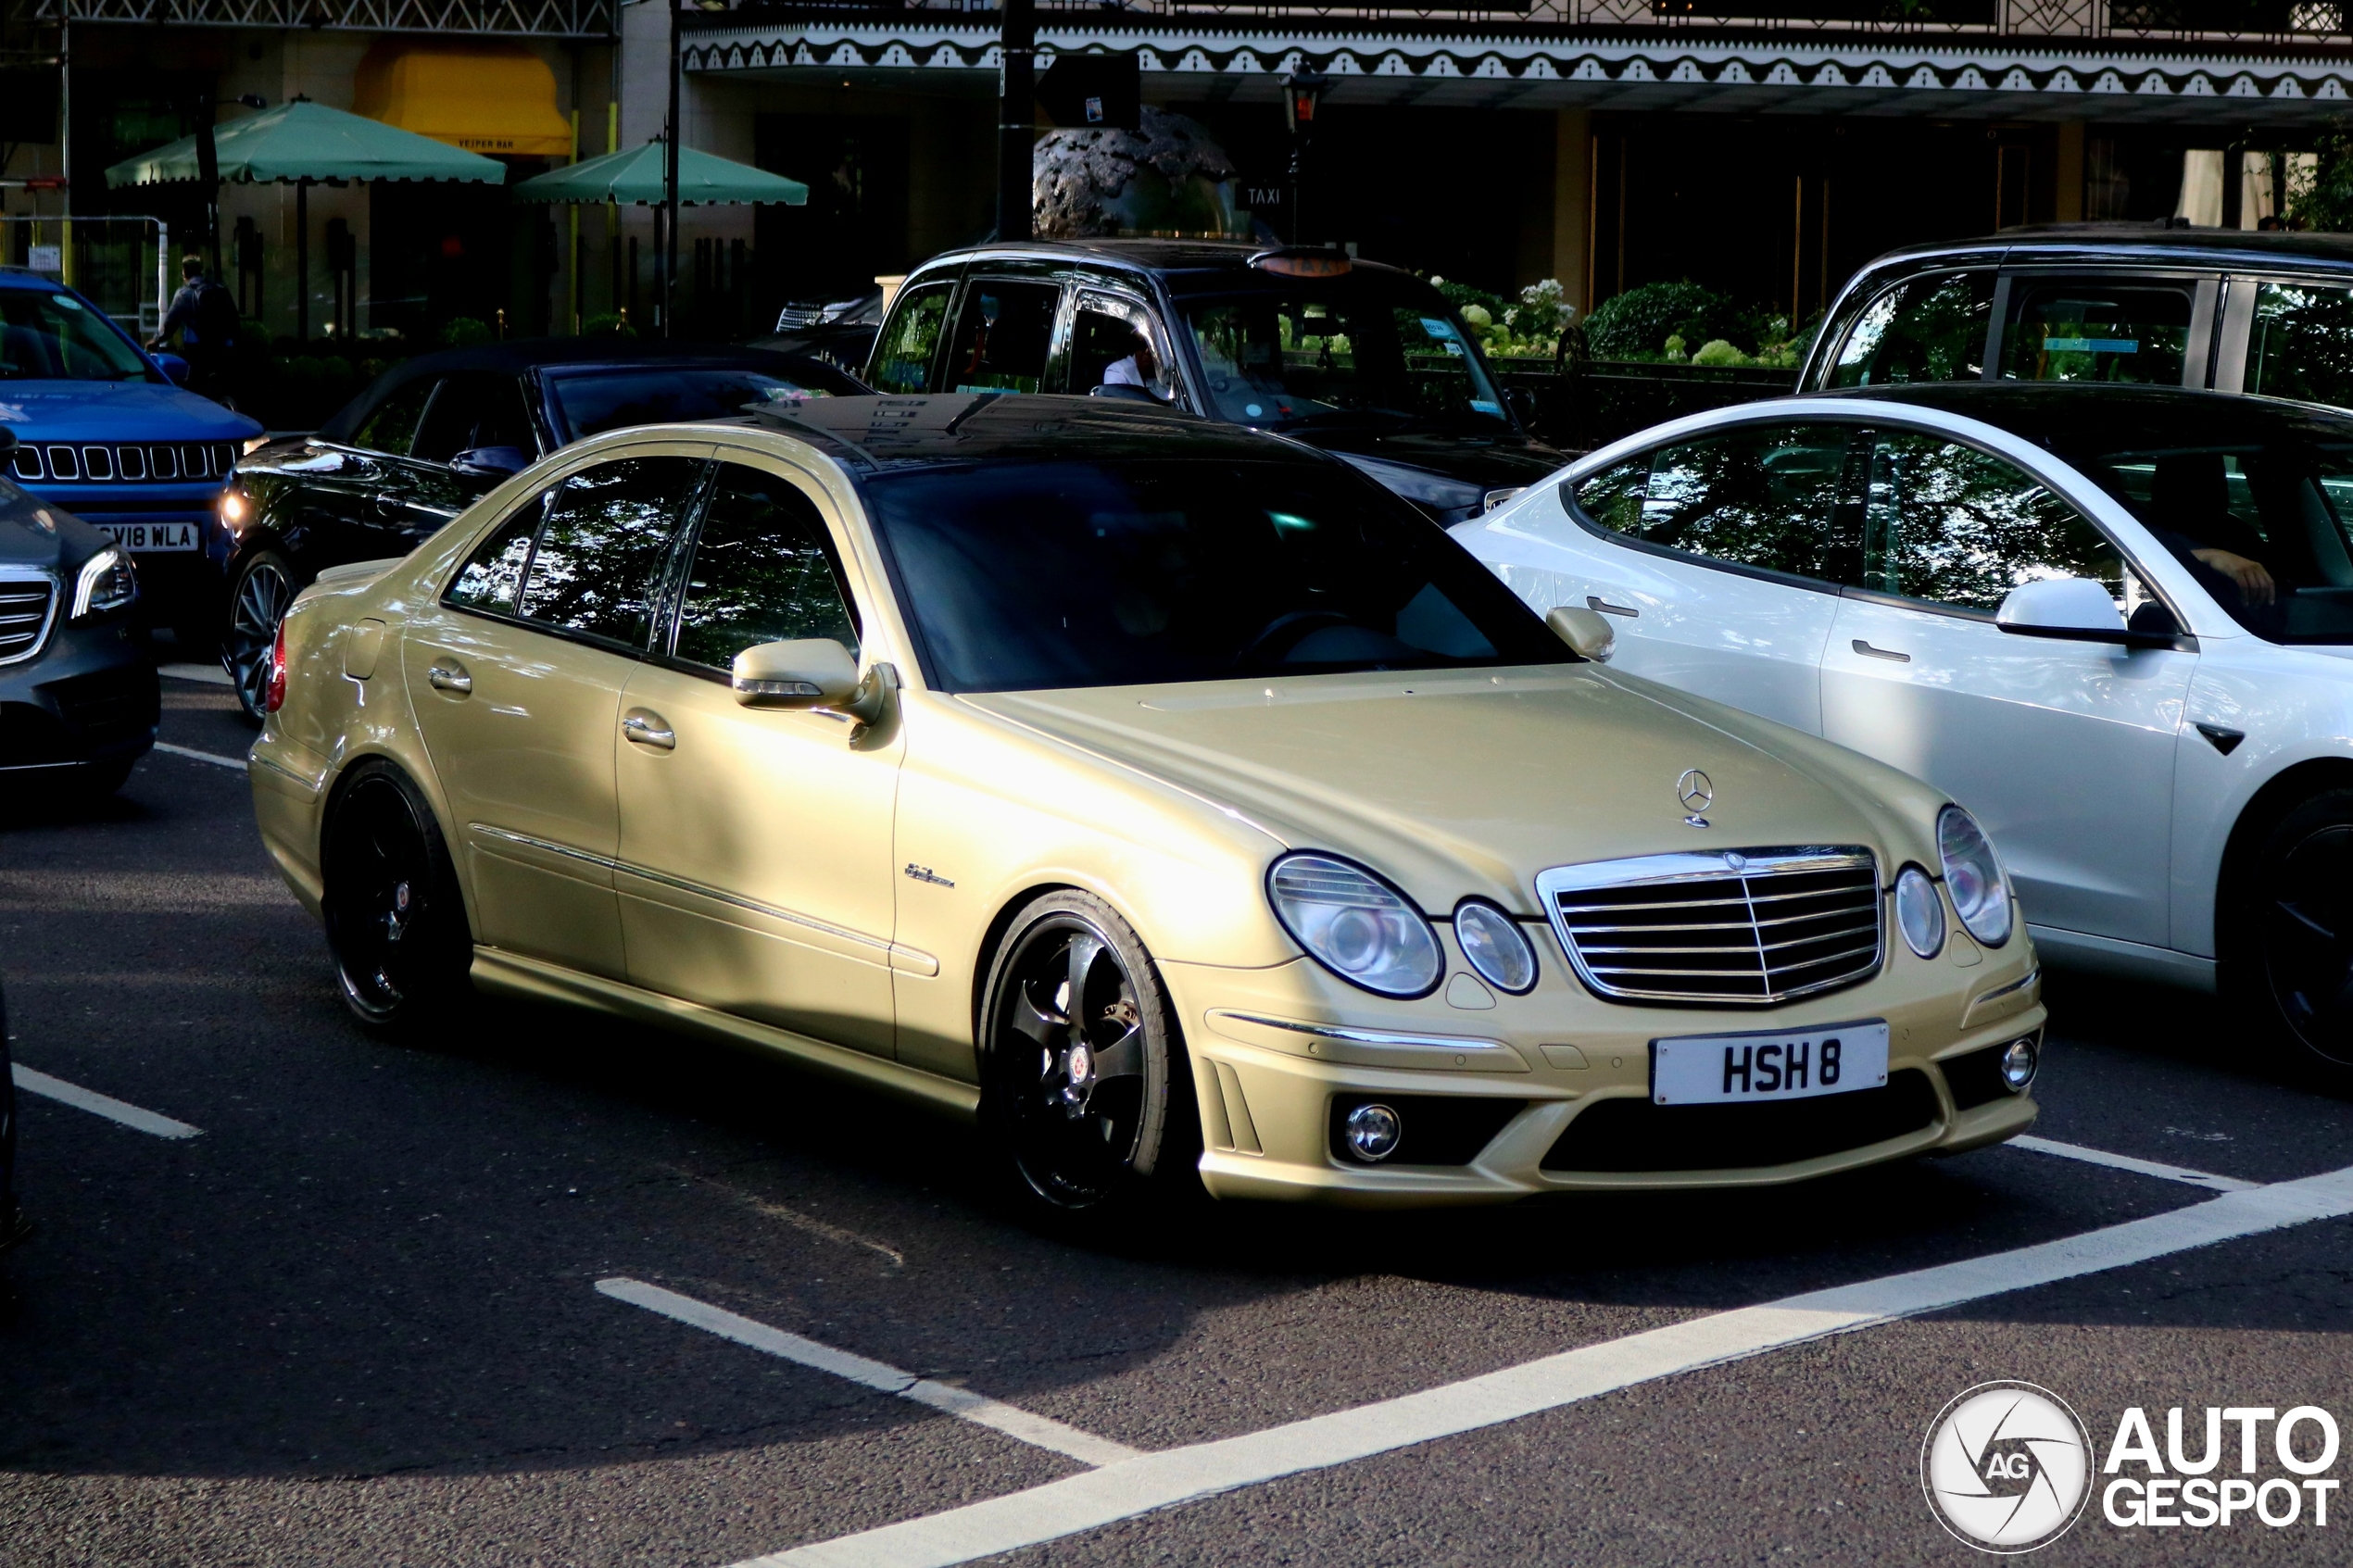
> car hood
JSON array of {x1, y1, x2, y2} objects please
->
[
  {"x1": 0, "y1": 381, "x2": 262, "y2": 442},
  {"x1": 0, "y1": 483, "x2": 104, "y2": 569},
  {"x1": 1290, "y1": 423, "x2": 1565, "y2": 491},
  {"x1": 963, "y1": 664, "x2": 1943, "y2": 916}
]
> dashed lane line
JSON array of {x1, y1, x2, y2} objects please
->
[
  {"x1": 10, "y1": 1064, "x2": 202, "y2": 1139},
  {"x1": 732, "y1": 1163, "x2": 2353, "y2": 1568},
  {"x1": 2008, "y1": 1133, "x2": 2262, "y2": 1192},
  {"x1": 597, "y1": 1278, "x2": 1141, "y2": 1469},
  {"x1": 152, "y1": 742, "x2": 248, "y2": 771}
]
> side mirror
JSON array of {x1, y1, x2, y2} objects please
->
[
  {"x1": 735, "y1": 638, "x2": 861, "y2": 709},
  {"x1": 153, "y1": 352, "x2": 190, "y2": 385},
  {"x1": 450, "y1": 445, "x2": 530, "y2": 480},
  {"x1": 1995, "y1": 577, "x2": 2175, "y2": 648},
  {"x1": 1546, "y1": 604, "x2": 1616, "y2": 663}
]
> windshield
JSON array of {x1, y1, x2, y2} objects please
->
[
  {"x1": 2061, "y1": 433, "x2": 2353, "y2": 645},
  {"x1": 862, "y1": 458, "x2": 1564, "y2": 693},
  {"x1": 0, "y1": 289, "x2": 152, "y2": 382},
  {"x1": 1176, "y1": 285, "x2": 1509, "y2": 432},
  {"x1": 547, "y1": 366, "x2": 848, "y2": 440}
]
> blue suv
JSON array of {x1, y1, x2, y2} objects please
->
[{"x1": 0, "y1": 270, "x2": 261, "y2": 643}]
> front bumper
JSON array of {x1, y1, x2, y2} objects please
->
[
  {"x1": 1164, "y1": 926, "x2": 2045, "y2": 1207},
  {"x1": 26, "y1": 481, "x2": 232, "y2": 627},
  {"x1": 0, "y1": 608, "x2": 156, "y2": 773}
]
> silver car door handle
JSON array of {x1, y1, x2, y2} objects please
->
[
  {"x1": 426, "y1": 661, "x2": 472, "y2": 694},
  {"x1": 622, "y1": 710, "x2": 676, "y2": 750},
  {"x1": 1852, "y1": 639, "x2": 1911, "y2": 663},
  {"x1": 1587, "y1": 595, "x2": 1638, "y2": 618}
]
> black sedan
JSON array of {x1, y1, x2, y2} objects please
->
[
  {"x1": 216, "y1": 339, "x2": 867, "y2": 719},
  {"x1": 1, "y1": 428, "x2": 157, "y2": 797}
]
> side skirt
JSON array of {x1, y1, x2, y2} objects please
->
[
  {"x1": 469, "y1": 947, "x2": 981, "y2": 1122},
  {"x1": 2027, "y1": 923, "x2": 2219, "y2": 995}
]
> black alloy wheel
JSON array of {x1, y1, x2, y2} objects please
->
[
  {"x1": 321, "y1": 760, "x2": 471, "y2": 1032},
  {"x1": 2246, "y1": 788, "x2": 2353, "y2": 1070},
  {"x1": 223, "y1": 551, "x2": 297, "y2": 723},
  {"x1": 979, "y1": 890, "x2": 1191, "y2": 1216}
]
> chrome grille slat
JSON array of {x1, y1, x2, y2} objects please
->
[
  {"x1": 1538, "y1": 847, "x2": 1883, "y2": 1007},
  {"x1": 0, "y1": 574, "x2": 57, "y2": 663}
]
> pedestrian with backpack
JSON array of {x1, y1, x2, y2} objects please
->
[{"x1": 150, "y1": 254, "x2": 242, "y2": 407}]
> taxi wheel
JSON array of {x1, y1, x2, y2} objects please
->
[
  {"x1": 224, "y1": 551, "x2": 299, "y2": 723},
  {"x1": 2236, "y1": 787, "x2": 2353, "y2": 1071},
  {"x1": 978, "y1": 891, "x2": 1196, "y2": 1220},
  {"x1": 321, "y1": 760, "x2": 472, "y2": 1033}
]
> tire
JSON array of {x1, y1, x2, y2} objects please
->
[
  {"x1": 223, "y1": 550, "x2": 300, "y2": 723},
  {"x1": 2228, "y1": 786, "x2": 2353, "y2": 1072},
  {"x1": 976, "y1": 890, "x2": 1200, "y2": 1223},
  {"x1": 320, "y1": 759, "x2": 472, "y2": 1033}
]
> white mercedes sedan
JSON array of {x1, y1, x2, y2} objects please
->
[{"x1": 1457, "y1": 383, "x2": 2353, "y2": 1069}]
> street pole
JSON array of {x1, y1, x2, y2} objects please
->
[
  {"x1": 662, "y1": 0, "x2": 680, "y2": 338},
  {"x1": 997, "y1": 0, "x2": 1033, "y2": 242},
  {"x1": 57, "y1": 19, "x2": 70, "y2": 289}
]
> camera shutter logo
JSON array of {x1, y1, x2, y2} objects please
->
[{"x1": 1921, "y1": 1382, "x2": 2093, "y2": 1553}]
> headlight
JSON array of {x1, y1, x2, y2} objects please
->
[
  {"x1": 1937, "y1": 806, "x2": 2012, "y2": 947},
  {"x1": 71, "y1": 546, "x2": 135, "y2": 619},
  {"x1": 1453, "y1": 899, "x2": 1537, "y2": 993},
  {"x1": 1894, "y1": 865, "x2": 1945, "y2": 959},
  {"x1": 1267, "y1": 853, "x2": 1443, "y2": 997}
]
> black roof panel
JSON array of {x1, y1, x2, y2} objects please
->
[
  {"x1": 1827, "y1": 381, "x2": 2353, "y2": 454},
  {"x1": 732, "y1": 392, "x2": 1325, "y2": 470}
]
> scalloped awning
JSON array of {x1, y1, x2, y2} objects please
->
[{"x1": 682, "y1": 19, "x2": 2353, "y2": 123}]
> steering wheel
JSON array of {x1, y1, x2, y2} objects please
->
[{"x1": 1234, "y1": 610, "x2": 1354, "y2": 667}]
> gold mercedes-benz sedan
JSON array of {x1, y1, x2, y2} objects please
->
[{"x1": 248, "y1": 394, "x2": 2042, "y2": 1215}]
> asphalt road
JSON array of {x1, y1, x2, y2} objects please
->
[{"x1": 3, "y1": 669, "x2": 2351, "y2": 1566}]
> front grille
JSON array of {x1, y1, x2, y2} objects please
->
[
  {"x1": 1541, "y1": 1070, "x2": 1941, "y2": 1173},
  {"x1": 0, "y1": 574, "x2": 55, "y2": 664},
  {"x1": 12, "y1": 442, "x2": 234, "y2": 484},
  {"x1": 1539, "y1": 847, "x2": 1882, "y2": 1006}
]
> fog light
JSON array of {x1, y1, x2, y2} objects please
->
[
  {"x1": 2000, "y1": 1035, "x2": 2039, "y2": 1093},
  {"x1": 1343, "y1": 1102, "x2": 1403, "y2": 1162}
]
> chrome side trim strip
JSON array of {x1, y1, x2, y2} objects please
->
[
  {"x1": 248, "y1": 748, "x2": 323, "y2": 795},
  {"x1": 1208, "y1": 1010, "x2": 1510, "y2": 1053},
  {"x1": 1974, "y1": 967, "x2": 2040, "y2": 1006},
  {"x1": 471, "y1": 822, "x2": 619, "y2": 872}
]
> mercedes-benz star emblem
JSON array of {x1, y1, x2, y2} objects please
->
[{"x1": 1677, "y1": 769, "x2": 1714, "y2": 813}]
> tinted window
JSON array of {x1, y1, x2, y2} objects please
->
[
  {"x1": 870, "y1": 283, "x2": 950, "y2": 396},
  {"x1": 0, "y1": 288, "x2": 151, "y2": 382},
  {"x1": 1857, "y1": 433, "x2": 2124, "y2": 612},
  {"x1": 513, "y1": 457, "x2": 705, "y2": 646},
  {"x1": 545, "y1": 367, "x2": 844, "y2": 442},
  {"x1": 446, "y1": 500, "x2": 540, "y2": 613},
  {"x1": 1999, "y1": 279, "x2": 2193, "y2": 385},
  {"x1": 1072, "y1": 295, "x2": 1177, "y2": 402},
  {"x1": 1572, "y1": 424, "x2": 1860, "y2": 583},
  {"x1": 1179, "y1": 293, "x2": 1507, "y2": 428},
  {"x1": 1826, "y1": 271, "x2": 1992, "y2": 388},
  {"x1": 2246, "y1": 281, "x2": 2353, "y2": 409},
  {"x1": 947, "y1": 281, "x2": 1060, "y2": 395},
  {"x1": 413, "y1": 372, "x2": 536, "y2": 464},
  {"x1": 863, "y1": 458, "x2": 1563, "y2": 693},
  {"x1": 355, "y1": 379, "x2": 437, "y2": 457},
  {"x1": 671, "y1": 464, "x2": 860, "y2": 671}
]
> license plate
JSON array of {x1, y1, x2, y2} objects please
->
[
  {"x1": 1651, "y1": 1022, "x2": 1890, "y2": 1106},
  {"x1": 97, "y1": 521, "x2": 198, "y2": 552}
]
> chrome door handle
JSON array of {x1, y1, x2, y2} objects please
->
[
  {"x1": 622, "y1": 710, "x2": 675, "y2": 751},
  {"x1": 426, "y1": 661, "x2": 472, "y2": 694},
  {"x1": 1587, "y1": 595, "x2": 1638, "y2": 618},
  {"x1": 1852, "y1": 639, "x2": 1911, "y2": 663}
]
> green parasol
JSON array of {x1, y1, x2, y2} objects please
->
[
  {"x1": 103, "y1": 98, "x2": 506, "y2": 188},
  {"x1": 510, "y1": 140, "x2": 807, "y2": 207}
]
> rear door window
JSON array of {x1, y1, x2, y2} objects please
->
[
  {"x1": 1572, "y1": 423, "x2": 1863, "y2": 585},
  {"x1": 1824, "y1": 271, "x2": 1994, "y2": 388},
  {"x1": 1998, "y1": 277, "x2": 2196, "y2": 385},
  {"x1": 867, "y1": 282, "x2": 951, "y2": 396},
  {"x1": 444, "y1": 456, "x2": 705, "y2": 646},
  {"x1": 946, "y1": 280, "x2": 1062, "y2": 395},
  {"x1": 2246, "y1": 281, "x2": 2353, "y2": 410}
]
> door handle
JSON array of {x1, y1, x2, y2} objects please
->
[
  {"x1": 622, "y1": 709, "x2": 675, "y2": 751},
  {"x1": 1587, "y1": 595, "x2": 1639, "y2": 618},
  {"x1": 1852, "y1": 639, "x2": 1911, "y2": 663},
  {"x1": 426, "y1": 659, "x2": 472, "y2": 695}
]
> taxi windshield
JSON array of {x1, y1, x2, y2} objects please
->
[
  {"x1": 1175, "y1": 281, "x2": 1510, "y2": 432},
  {"x1": 0, "y1": 288, "x2": 153, "y2": 382},
  {"x1": 862, "y1": 457, "x2": 1562, "y2": 693}
]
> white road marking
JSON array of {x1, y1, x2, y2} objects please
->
[
  {"x1": 735, "y1": 1163, "x2": 2353, "y2": 1568},
  {"x1": 157, "y1": 662, "x2": 232, "y2": 687},
  {"x1": 10, "y1": 1065, "x2": 202, "y2": 1139},
  {"x1": 598, "y1": 1277, "x2": 1140, "y2": 1469},
  {"x1": 152, "y1": 741, "x2": 247, "y2": 771},
  {"x1": 2008, "y1": 1134, "x2": 2260, "y2": 1193}
]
